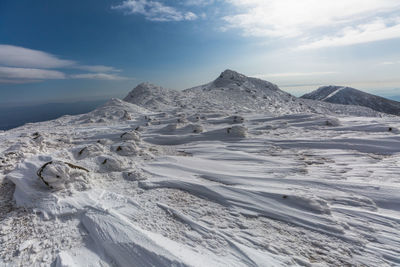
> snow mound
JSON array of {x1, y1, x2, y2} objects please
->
[
  {"x1": 159, "y1": 123, "x2": 178, "y2": 133},
  {"x1": 185, "y1": 124, "x2": 204, "y2": 133},
  {"x1": 227, "y1": 125, "x2": 248, "y2": 137},
  {"x1": 37, "y1": 161, "x2": 90, "y2": 191},
  {"x1": 225, "y1": 115, "x2": 245, "y2": 124},
  {"x1": 76, "y1": 144, "x2": 104, "y2": 159},
  {"x1": 120, "y1": 131, "x2": 141, "y2": 142},
  {"x1": 324, "y1": 117, "x2": 340, "y2": 127},
  {"x1": 123, "y1": 170, "x2": 148, "y2": 181},
  {"x1": 158, "y1": 123, "x2": 204, "y2": 135},
  {"x1": 111, "y1": 142, "x2": 140, "y2": 156},
  {"x1": 98, "y1": 156, "x2": 124, "y2": 172}
]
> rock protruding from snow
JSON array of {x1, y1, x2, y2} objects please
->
[
  {"x1": 227, "y1": 125, "x2": 248, "y2": 137},
  {"x1": 120, "y1": 131, "x2": 141, "y2": 142},
  {"x1": 301, "y1": 85, "x2": 400, "y2": 116},
  {"x1": 325, "y1": 117, "x2": 340, "y2": 127},
  {"x1": 229, "y1": 115, "x2": 245, "y2": 124}
]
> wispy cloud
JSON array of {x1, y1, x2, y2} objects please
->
[
  {"x1": 0, "y1": 45, "x2": 74, "y2": 69},
  {"x1": 0, "y1": 45, "x2": 118, "y2": 72},
  {"x1": 380, "y1": 60, "x2": 400, "y2": 65},
  {"x1": 299, "y1": 19, "x2": 400, "y2": 49},
  {"x1": 0, "y1": 66, "x2": 66, "y2": 80},
  {"x1": 222, "y1": 0, "x2": 400, "y2": 48},
  {"x1": 256, "y1": 71, "x2": 337, "y2": 78},
  {"x1": 70, "y1": 73, "x2": 127, "y2": 80},
  {"x1": 183, "y1": 0, "x2": 215, "y2": 6},
  {"x1": 0, "y1": 45, "x2": 125, "y2": 84},
  {"x1": 112, "y1": 0, "x2": 198, "y2": 21}
]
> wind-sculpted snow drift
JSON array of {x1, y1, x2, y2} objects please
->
[{"x1": 0, "y1": 70, "x2": 400, "y2": 266}]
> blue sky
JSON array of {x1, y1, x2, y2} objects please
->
[{"x1": 1, "y1": 0, "x2": 400, "y2": 104}]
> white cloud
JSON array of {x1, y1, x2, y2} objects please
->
[
  {"x1": 222, "y1": 0, "x2": 400, "y2": 47},
  {"x1": 0, "y1": 44, "x2": 119, "y2": 72},
  {"x1": 0, "y1": 45, "x2": 124, "y2": 83},
  {"x1": 183, "y1": 0, "x2": 214, "y2": 6},
  {"x1": 299, "y1": 19, "x2": 400, "y2": 49},
  {"x1": 70, "y1": 73, "x2": 127, "y2": 80},
  {"x1": 0, "y1": 67, "x2": 66, "y2": 79},
  {"x1": 0, "y1": 45, "x2": 75, "y2": 69},
  {"x1": 112, "y1": 0, "x2": 198, "y2": 21}
]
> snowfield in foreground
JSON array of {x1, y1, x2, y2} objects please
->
[{"x1": 0, "y1": 71, "x2": 400, "y2": 266}]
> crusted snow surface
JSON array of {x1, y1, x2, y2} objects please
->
[{"x1": 1, "y1": 70, "x2": 400, "y2": 266}]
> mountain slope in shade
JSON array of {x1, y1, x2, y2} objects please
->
[{"x1": 301, "y1": 85, "x2": 400, "y2": 116}]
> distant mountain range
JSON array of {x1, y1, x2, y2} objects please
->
[{"x1": 301, "y1": 85, "x2": 400, "y2": 116}]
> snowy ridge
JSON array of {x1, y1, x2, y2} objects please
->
[
  {"x1": 123, "y1": 70, "x2": 383, "y2": 117},
  {"x1": 0, "y1": 70, "x2": 400, "y2": 266},
  {"x1": 301, "y1": 85, "x2": 400, "y2": 116}
]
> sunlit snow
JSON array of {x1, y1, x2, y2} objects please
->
[{"x1": 0, "y1": 70, "x2": 399, "y2": 266}]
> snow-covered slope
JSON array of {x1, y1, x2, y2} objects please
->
[
  {"x1": 124, "y1": 82, "x2": 184, "y2": 110},
  {"x1": 183, "y1": 69, "x2": 300, "y2": 113},
  {"x1": 1, "y1": 70, "x2": 400, "y2": 266},
  {"x1": 301, "y1": 85, "x2": 400, "y2": 116}
]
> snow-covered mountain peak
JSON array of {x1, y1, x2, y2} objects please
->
[
  {"x1": 216, "y1": 69, "x2": 247, "y2": 82},
  {"x1": 302, "y1": 85, "x2": 400, "y2": 116},
  {"x1": 211, "y1": 69, "x2": 250, "y2": 89},
  {"x1": 187, "y1": 69, "x2": 280, "y2": 95},
  {"x1": 214, "y1": 69, "x2": 277, "y2": 91}
]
